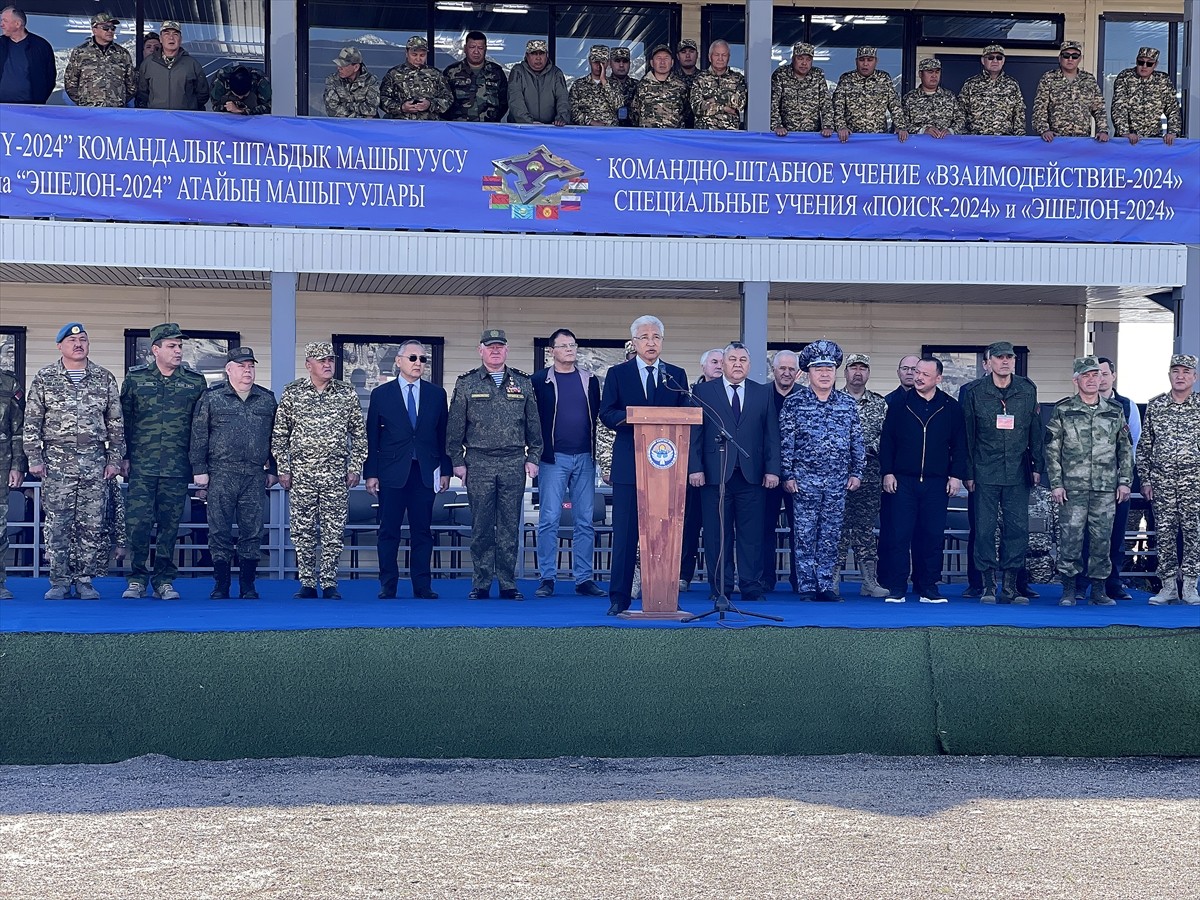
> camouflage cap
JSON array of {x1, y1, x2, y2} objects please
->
[
  {"x1": 160, "y1": 20, "x2": 182, "y2": 34},
  {"x1": 845, "y1": 353, "x2": 871, "y2": 369},
  {"x1": 986, "y1": 340, "x2": 1016, "y2": 358},
  {"x1": 91, "y1": 12, "x2": 120, "y2": 26},
  {"x1": 798, "y1": 339, "x2": 843, "y2": 371},
  {"x1": 678, "y1": 39, "x2": 699, "y2": 52},
  {"x1": 918, "y1": 57, "x2": 941, "y2": 72},
  {"x1": 526, "y1": 39, "x2": 548, "y2": 54},
  {"x1": 227, "y1": 346, "x2": 257, "y2": 364},
  {"x1": 1169, "y1": 354, "x2": 1198, "y2": 370},
  {"x1": 1073, "y1": 355, "x2": 1101, "y2": 376},
  {"x1": 480, "y1": 328, "x2": 508, "y2": 345},
  {"x1": 856, "y1": 46, "x2": 877, "y2": 59},
  {"x1": 1060, "y1": 40, "x2": 1082, "y2": 53},
  {"x1": 304, "y1": 340, "x2": 335, "y2": 359},
  {"x1": 150, "y1": 322, "x2": 186, "y2": 344},
  {"x1": 406, "y1": 35, "x2": 428, "y2": 51},
  {"x1": 1137, "y1": 47, "x2": 1160, "y2": 62},
  {"x1": 982, "y1": 44, "x2": 1005, "y2": 57},
  {"x1": 611, "y1": 47, "x2": 631, "y2": 61},
  {"x1": 649, "y1": 43, "x2": 673, "y2": 59},
  {"x1": 588, "y1": 44, "x2": 610, "y2": 62},
  {"x1": 792, "y1": 42, "x2": 816, "y2": 58},
  {"x1": 55, "y1": 322, "x2": 86, "y2": 343},
  {"x1": 333, "y1": 46, "x2": 362, "y2": 67}
]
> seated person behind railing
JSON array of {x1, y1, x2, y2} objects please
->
[{"x1": 211, "y1": 63, "x2": 271, "y2": 115}]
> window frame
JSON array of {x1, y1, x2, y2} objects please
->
[
  {"x1": 0, "y1": 326, "x2": 28, "y2": 389},
  {"x1": 917, "y1": 11, "x2": 1065, "y2": 51}
]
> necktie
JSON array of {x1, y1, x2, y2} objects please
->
[
  {"x1": 731, "y1": 383, "x2": 741, "y2": 421},
  {"x1": 406, "y1": 382, "x2": 418, "y2": 427},
  {"x1": 645, "y1": 365, "x2": 657, "y2": 403}
]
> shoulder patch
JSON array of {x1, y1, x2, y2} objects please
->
[
  {"x1": 509, "y1": 367, "x2": 529, "y2": 378},
  {"x1": 128, "y1": 363, "x2": 150, "y2": 372},
  {"x1": 1054, "y1": 396, "x2": 1072, "y2": 406}
]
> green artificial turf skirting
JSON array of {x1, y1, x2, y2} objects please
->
[{"x1": 2, "y1": 626, "x2": 1196, "y2": 763}]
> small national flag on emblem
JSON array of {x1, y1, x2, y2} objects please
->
[
  {"x1": 561, "y1": 195, "x2": 581, "y2": 211},
  {"x1": 511, "y1": 204, "x2": 534, "y2": 219},
  {"x1": 490, "y1": 193, "x2": 510, "y2": 208},
  {"x1": 482, "y1": 175, "x2": 502, "y2": 191},
  {"x1": 538, "y1": 204, "x2": 560, "y2": 220},
  {"x1": 567, "y1": 178, "x2": 589, "y2": 192}
]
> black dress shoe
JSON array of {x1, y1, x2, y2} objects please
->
[
  {"x1": 467, "y1": 588, "x2": 490, "y2": 600},
  {"x1": 796, "y1": 591, "x2": 817, "y2": 602},
  {"x1": 294, "y1": 586, "x2": 318, "y2": 598},
  {"x1": 499, "y1": 588, "x2": 524, "y2": 601},
  {"x1": 413, "y1": 589, "x2": 439, "y2": 599},
  {"x1": 535, "y1": 580, "x2": 555, "y2": 598},
  {"x1": 378, "y1": 589, "x2": 397, "y2": 599},
  {"x1": 606, "y1": 601, "x2": 628, "y2": 616},
  {"x1": 961, "y1": 586, "x2": 984, "y2": 599},
  {"x1": 814, "y1": 590, "x2": 842, "y2": 602},
  {"x1": 1107, "y1": 582, "x2": 1132, "y2": 601},
  {"x1": 575, "y1": 580, "x2": 607, "y2": 597},
  {"x1": 1023, "y1": 586, "x2": 1040, "y2": 599},
  {"x1": 740, "y1": 592, "x2": 764, "y2": 602},
  {"x1": 322, "y1": 586, "x2": 342, "y2": 600}
]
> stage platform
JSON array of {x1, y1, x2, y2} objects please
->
[{"x1": 2, "y1": 576, "x2": 1197, "y2": 765}]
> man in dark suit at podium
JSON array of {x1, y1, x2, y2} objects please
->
[
  {"x1": 364, "y1": 341, "x2": 451, "y2": 599},
  {"x1": 688, "y1": 342, "x2": 781, "y2": 600},
  {"x1": 598, "y1": 315, "x2": 690, "y2": 615}
]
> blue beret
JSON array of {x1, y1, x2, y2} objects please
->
[{"x1": 56, "y1": 322, "x2": 86, "y2": 343}]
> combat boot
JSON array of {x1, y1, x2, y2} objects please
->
[
  {"x1": 1148, "y1": 580, "x2": 1178, "y2": 605},
  {"x1": 1005, "y1": 571, "x2": 1029, "y2": 605},
  {"x1": 980, "y1": 570, "x2": 997, "y2": 604},
  {"x1": 1088, "y1": 579, "x2": 1116, "y2": 606},
  {"x1": 238, "y1": 557, "x2": 260, "y2": 599},
  {"x1": 1182, "y1": 580, "x2": 1200, "y2": 606},
  {"x1": 210, "y1": 560, "x2": 231, "y2": 599},
  {"x1": 0, "y1": 580, "x2": 12, "y2": 600},
  {"x1": 995, "y1": 571, "x2": 1014, "y2": 604},
  {"x1": 1058, "y1": 575, "x2": 1076, "y2": 606},
  {"x1": 858, "y1": 560, "x2": 889, "y2": 598}
]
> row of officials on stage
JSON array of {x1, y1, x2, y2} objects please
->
[{"x1": 4, "y1": 319, "x2": 1198, "y2": 609}]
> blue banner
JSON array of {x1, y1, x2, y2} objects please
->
[{"x1": 1, "y1": 105, "x2": 1196, "y2": 243}]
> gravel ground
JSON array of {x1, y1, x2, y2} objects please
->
[{"x1": 1, "y1": 754, "x2": 1197, "y2": 900}]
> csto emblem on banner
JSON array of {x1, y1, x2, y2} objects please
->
[
  {"x1": 483, "y1": 145, "x2": 588, "y2": 220},
  {"x1": 647, "y1": 438, "x2": 678, "y2": 469}
]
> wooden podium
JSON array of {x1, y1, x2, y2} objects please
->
[{"x1": 621, "y1": 406, "x2": 704, "y2": 620}]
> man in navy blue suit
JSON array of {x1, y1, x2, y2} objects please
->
[
  {"x1": 364, "y1": 341, "x2": 451, "y2": 599},
  {"x1": 598, "y1": 315, "x2": 690, "y2": 615},
  {"x1": 688, "y1": 342, "x2": 781, "y2": 600}
]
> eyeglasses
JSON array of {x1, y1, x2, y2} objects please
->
[
  {"x1": 1060, "y1": 52, "x2": 1081, "y2": 60},
  {"x1": 95, "y1": 24, "x2": 117, "y2": 31},
  {"x1": 984, "y1": 55, "x2": 1004, "y2": 61},
  {"x1": 633, "y1": 334, "x2": 662, "y2": 342},
  {"x1": 552, "y1": 342, "x2": 577, "y2": 350},
  {"x1": 404, "y1": 354, "x2": 428, "y2": 363},
  {"x1": 1136, "y1": 59, "x2": 1156, "y2": 67}
]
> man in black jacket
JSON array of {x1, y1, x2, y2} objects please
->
[
  {"x1": 878, "y1": 357, "x2": 967, "y2": 603},
  {"x1": 0, "y1": 6, "x2": 56, "y2": 104}
]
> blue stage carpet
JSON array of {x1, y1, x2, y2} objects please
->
[{"x1": 1, "y1": 577, "x2": 1196, "y2": 634}]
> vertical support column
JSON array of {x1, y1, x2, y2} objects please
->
[
  {"x1": 270, "y1": 0, "x2": 298, "y2": 117},
  {"x1": 744, "y1": 0, "x2": 773, "y2": 132},
  {"x1": 1090, "y1": 321, "x2": 1119, "y2": 365},
  {"x1": 741, "y1": 281, "x2": 770, "y2": 382},
  {"x1": 1179, "y1": 246, "x2": 1200, "y2": 365},
  {"x1": 271, "y1": 271, "x2": 297, "y2": 394}
]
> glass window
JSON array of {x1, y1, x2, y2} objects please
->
[
  {"x1": 142, "y1": 1, "x2": 266, "y2": 80},
  {"x1": 922, "y1": 345, "x2": 1030, "y2": 400},
  {"x1": 809, "y1": 13, "x2": 906, "y2": 94},
  {"x1": 553, "y1": 4, "x2": 675, "y2": 86},
  {"x1": 124, "y1": 330, "x2": 241, "y2": 387},
  {"x1": 21, "y1": 2, "x2": 138, "y2": 105},
  {"x1": 920, "y1": 14, "x2": 1062, "y2": 47},
  {"x1": 433, "y1": 3, "x2": 551, "y2": 75},
  {"x1": 1099, "y1": 16, "x2": 1182, "y2": 133},
  {"x1": 702, "y1": 5, "x2": 744, "y2": 72},
  {"x1": 0, "y1": 326, "x2": 27, "y2": 388}
]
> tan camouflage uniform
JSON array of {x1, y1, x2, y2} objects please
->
[
  {"x1": 380, "y1": 64, "x2": 453, "y2": 120},
  {"x1": 690, "y1": 68, "x2": 746, "y2": 130},
  {"x1": 569, "y1": 78, "x2": 622, "y2": 127},
  {"x1": 272, "y1": 374, "x2": 367, "y2": 590},
  {"x1": 838, "y1": 388, "x2": 887, "y2": 569},
  {"x1": 833, "y1": 70, "x2": 906, "y2": 133},
  {"x1": 1110, "y1": 69, "x2": 1182, "y2": 138},
  {"x1": 903, "y1": 86, "x2": 965, "y2": 134},
  {"x1": 770, "y1": 64, "x2": 833, "y2": 132},
  {"x1": 64, "y1": 38, "x2": 135, "y2": 107},
  {"x1": 609, "y1": 75, "x2": 637, "y2": 124},
  {"x1": 958, "y1": 72, "x2": 1027, "y2": 135},
  {"x1": 632, "y1": 74, "x2": 688, "y2": 128},
  {"x1": 1032, "y1": 69, "x2": 1107, "y2": 136},
  {"x1": 323, "y1": 67, "x2": 380, "y2": 118}
]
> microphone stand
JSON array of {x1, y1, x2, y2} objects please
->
[{"x1": 662, "y1": 372, "x2": 783, "y2": 624}]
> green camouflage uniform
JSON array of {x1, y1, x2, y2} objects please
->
[
  {"x1": 569, "y1": 77, "x2": 622, "y2": 126},
  {"x1": 380, "y1": 64, "x2": 452, "y2": 120},
  {"x1": 1136, "y1": 390, "x2": 1200, "y2": 583},
  {"x1": 23, "y1": 360, "x2": 125, "y2": 590},
  {"x1": 903, "y1": 86, "x2": 965, "y2": 134},
  {"x1": 442, "y1": 59, "x2": 508, "y2": 122},
  {"x1": 271, "y1": 378, "x2": 366, "y2": 589},
  {"x1": 1032, "y1": 69, "x2": 1107, "y2": 136},
  {"x1": 446, "y1": 366, "x2": 542, "y2": 592},
  {"x1": 833, "y1": 70, "x2": 906, "y2": 133},
  {"x1": 770, "y1": 64, "x2": 833, "y2": 132},
  {"x1": 210, "y1": 65, "x2": 272, "y2": 115},
  {"x1": 121, "y1": 362, "x2": 207, "y2": 591},
  {"x1": 690, "y1": 68, "x2": 746, "y2": 130},
  {"x1": 1045, "y1": 395, "x2": 1132, "y2": 580},
  {"x1": 958, "y1": 72, "x2": 1027, "y2": 135},
  {"x1": 0, "y1": 371, "x2": 27, "y2": 596},
  {"x1": 63, "y1": 38, "x2": 135, "y2": 107},
  {"x1": 323, "y1": 67, "x2": 380, "y2": 118},
  {"x1": 838, "y1": 388, "x2": 886, "y2": 568},
  {"x1": 632, "y1": 74, "x2": 688, "y2": 128},
  {"x1": 609, "y1": 75, "x2": 637, "y2": 126},
  {"x1": 1110, "y1": 69, "x2": 1182, "y2": 138}
]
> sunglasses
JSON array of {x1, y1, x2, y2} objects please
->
[
  {"x1": 95, "y1": 24, "x2": 117, "y2": 31},
  {"x1": 1136, "y1": 59, "x2": 1156, "y2": 66},
  {"x1": 984, "y1": 54, "x2": 1004, "y2": 61},
  {"x1": 404, "y1": 354, "x2": 429, "y2": 363},
  {"x1": 1060, "y1": 52, "x2": 1081, "y2": 60}
]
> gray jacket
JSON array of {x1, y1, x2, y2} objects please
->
[
  {"x1": 136, "y1": 48, "x2": 209, "y2": 110},
  {"x1": 507, "y1": 60, "x2": 569, "y2": 124}
]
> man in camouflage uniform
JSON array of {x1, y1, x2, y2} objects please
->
[
  {"x1": 380, "y1": 36, "x2": 452, "y2": 121},
  {"x1": 120, "y1": 323, "x2": 207, "y2": 601},
  {"x1": 64, "y1": 11, "x2": 135, "y2": 107},
  {"x1": 23, "y1": 323, "x2": 124, "y2": 600},
  {"x1": 673, "y1": 38, "x2": 701, "y2": 128},
  {"x1": 210, "y1": 63, "x2": 271, "y2": 115},
  {"x1": 690, "y1": 40, "x2": 745, "y2": 131},
  {"x1": 190, "y1": 347, "x2": 278, "y2": 600},
  {"x1": 443, "y1": 30, "x2": 507, "y2": 122},
  {"x1": 958, "y1": 44, "x2": 1027, "y2": 136},
  {"x1": 1034, "y1": 40, "x2": 1108, "y2": 142},
  {"x1": 633, "y1": 44, "x2": 688, "y2": 129},
  {"x1": 324, "y1": 47, "x2": 379, "y2": 118},
  {"x1": 833, "y1": 46, "x2": 908, "y2": 142},
  {"x1": 448, "y1": 330, "x2": 541, "y2": 601},
  {"x1": 781, "y1": 341, "x2": 865, "y2": 603},
  {"x1": 771, "y1": 42, "x2": 833, "y2": 137},
  {"x1": 837, "y1": 354, "x2": 888, "y2": 598},
  {"x1": 569, "y1": 45, "x2": 621, "y2": 127},
  {"x1": 1111, "y1": 46, "x2": 1182, "y2": 145},
  {"x1": 1138, "y1": 355, "x2": 1200, "y2": 605},
  {"x1": 0, "y1": 366, "x2": 26, "y2": 599},
  {"x1": 1045, "y1": 356, "x2": 1132, "y2": 606},
  {"x1": 903, "y1": 57, "x2": 964, "y2": 138},
  {"x1": 608, "y1": 47, "x2": 637, "y2": 126},
  {"x1": 272, "y1": 341, "x2": 367, "y2": 599}
]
